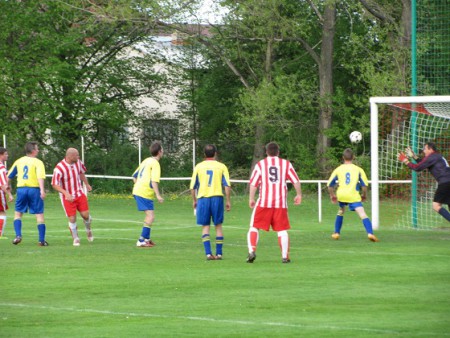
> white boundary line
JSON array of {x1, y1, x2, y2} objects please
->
[{"x1": 1, "y1": 302, "x2": 448, "y2": 336}]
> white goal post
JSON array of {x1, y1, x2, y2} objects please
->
[{"x1": 370, "y1": 95, "x2": 450, "y2": 230}]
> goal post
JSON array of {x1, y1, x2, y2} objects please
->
[{"x1": 370, "y1": 96, "x2": 450, "y2": 230}]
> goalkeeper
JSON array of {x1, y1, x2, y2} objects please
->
[
  {"x1": 398, "y1": 142, "x2": 450, "y2": 222},
  {"x1": 327, "y1": 148, "x2": 379, "y2": 242}
]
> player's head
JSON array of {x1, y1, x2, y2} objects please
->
[
  {"x1": 204, "y1": 144, "x2": 217, "y2": 158},
  {"x1": 343, "y1": 148, "x2": 354, "y2": 161},
  {"x1": 150, "y1": 141, "x2": 163, "y2": 157},
  {"x1": 0, "y1": 147, "x2": 8, "y2": 161},
  {"x1": 424, "y1": 142, "x2": 437, "y2": 152},
  {"x1": 25, "y1": 141, "x2": 39, "y2": 155},
  {"x1": 65, "y1": 148, "x2": 80, "y2": 163},
  {"x1": 265, "y1": 142, "x2": 279, "y2": 156}
]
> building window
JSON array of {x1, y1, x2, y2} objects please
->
[{"x1": 143, "y1": 119, "x2": 179, "y2": 153}]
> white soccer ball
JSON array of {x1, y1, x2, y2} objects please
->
[{"x1": 349, "y1": 131, "x2": 362, "y2": 144}]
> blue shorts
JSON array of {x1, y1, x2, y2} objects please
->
[
  {"x1": 339, "y1": 201, "x2": 363, "y2": 211},
  {"x1": 196, "y1": 196, "x2": 224, "y2": 226},
  {"x1": 134, "y1": 195, "x2": 154, "y2": 211},
  {"x1": 15, "y1": 187, "x2": 44, "y2": 214}
]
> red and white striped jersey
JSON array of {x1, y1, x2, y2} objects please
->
[
  {"x1": 52, "y1": 159, "x2": 87, "y2": 198},
  {"x1": 0, "y1": 162, "x2": 8, "y2": 187},
  {"x1": 0, "y1": 162, "x2": 7, "y2": 209},
  {"x1": 249, "y1": 156, "x2": 300, "y2": 208}
]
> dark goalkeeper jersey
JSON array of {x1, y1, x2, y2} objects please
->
[{"x1": 407, "y1": 152, "x2": 450, "y2": 184}]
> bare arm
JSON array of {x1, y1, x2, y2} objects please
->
[
  {"x1": 152, "y1": 182, "x2": 164, "y2": 203},
  {"x1": 52, "y1": 184, "x2": 74, "y2": 202},
  {"x1": 80, "y1": 173, "x2": 92, "y2": 192},
  {"x1": 38, "y1": 178, "x2": 46, "y2": 200},
  {"x1": 249, "y1": 184, "x2": 258, "y2": 208},
  {"x1": 0, "y1": 184, "x2": 13, "y2": 202},
  {"x1": 191, "y1": 189, "x2": 197, "y2": 210},
  {"x1": 224, "y1": 186, "x2": 231, "y2": 211},
  {"x1": 328, "y1": 186, "x2": 337, "y2": 203},
  {"x1": 361, "y1": 186, "x2": 368, "y2": 202},
  {"x1": 293, "y1": 181, "x2": 302, "y2": 205}
]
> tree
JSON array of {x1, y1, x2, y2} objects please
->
[
  {"x1": 358, "y1": 0, "x2": 411, "y2": 96},
  {"x1": 158, "y1": 0, "x2": 337, "y2": 173},
  {"x1": 177, "y1": 1, "x2": 323, "y2": 171},
  {"x1": 0, "y1": 0, "x2": 167, "y2": 153},
  {"x1": 43, "y1": 0, "x2": 415, "y2": 180},
  {"x1": 58, "y1": 0, "x2": 346, "y2": 176}
]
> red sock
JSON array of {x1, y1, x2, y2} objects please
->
[
  {"x1": 248, "y1": 228, "x2": 259, "y2": 252},
  {"x1": 0, "y1": 217, "x2": 5, "y2": 236}
]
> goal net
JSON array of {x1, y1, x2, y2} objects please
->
[{"x1": 370, "y1": 96, "x2": 450, "y2": 230}]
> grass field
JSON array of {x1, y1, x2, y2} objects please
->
[{"x1": 1, "y1": 193, "x2": 449, "y2": 337}]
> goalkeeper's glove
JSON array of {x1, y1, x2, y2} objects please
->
[
  {"x1": 331, "y1": 196, "x2": 337, "y2": 203},
  {"x1": 405, "y1": 147, "x2": 415, "y2": 158},
  {"x1": 398, "y1": 152, "x2": 409, "y2": 164}
]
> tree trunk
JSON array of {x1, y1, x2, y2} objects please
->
[
  {"x1": 316, "y1": 2, "x2": 336, "y2": 175},
  {"x1": 250, "y1": 124, "x2": 266, "y2": 173},
  {"x1": 250, "y1": 38, "x2": 274, "y2": 172}
]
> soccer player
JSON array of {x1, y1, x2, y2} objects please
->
[
  {"x1": 8, "y1": 141, "x2": 49, "y2": 246},
  {"x1": 132, "y1": 141, "x2": 164, "y2": 247},
  {"x1": 51, "y1": 148, "x2": 94, "y2": 246},
  {"x1": 246, "y1": 142, "x2": 302, "y2": 264},
  {"x1": 327, "y1": 148, "x2": 378, "y2": 242},
  {"x1": 190, "y1": 144, "x2": 231, "y2": 260},
  {"x1": 398, "y1": 142, "x2": 450, "y2": 222},
  {"x1": 0, "y1": 147, "x2": 14, "y2": 239}
]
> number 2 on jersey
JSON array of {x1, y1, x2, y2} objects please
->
[{"x1": 23, "y1": 165, "x2": 29, "y2": 180}]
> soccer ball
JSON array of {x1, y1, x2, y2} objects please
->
[{"x1": 349, "y1": 131, "x2": 362, "y2": 144}]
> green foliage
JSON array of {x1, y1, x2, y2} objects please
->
[
  {"x1": 83, "y1": 139, "x2": 196, "y2": 194},
  {"x1": 0, "y1": 0, "x2": 424, "y2": 182},
  {"x1": 335, "y1": 2, "x2": 410, "y2": 97},
  {"x1": 83, "y1": 139, "x2": 138, "y2": 194},
  {"x1": 0, "y1": 0, "x2": 167, "y2": 152},
  {"x1": 186, "y1": 0, "x2": 413, "y2": 178}
]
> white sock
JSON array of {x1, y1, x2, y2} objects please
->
[
  {"x1": 277, "y1": 230, "x2": 289, "y2": 259},
  {"x1": 69, "y1": 222, "x2": 78, "y2": 239}
]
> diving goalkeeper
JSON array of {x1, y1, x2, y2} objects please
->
[{"x1": 398, "y1": 142, "x2": 450, "y2": 222}]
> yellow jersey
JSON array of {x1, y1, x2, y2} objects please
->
[
  {"x1": 132, "y1": 157, "x2": 161, "y2": 200},
  {"x1": 8, "y1": 156, "x2": 46, "y2": 188},
  {"x1": 327, "y1": 163, "x2": 369, "y2": 203},
  {"x1": 190, "y1": 159, "x2": 230, "y2": 198}
]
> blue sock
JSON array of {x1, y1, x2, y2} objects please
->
[
  {"x1": 216, "y1": 236, "x2": 224, "y2": 256},
  {"x1": 37, "y1": 224, "x2": 46, "y2": 242},
  {"x1": 139, "y1": 226, "x2": 151, "y2": 241},
  {"x1": 14, "y1": 219, "x2": 22, "y2": 237},
  {"x1": 362, "y1": 218, "x2": 373, "y2": 234},
  {"x1": 334, "y1": 215, "x2": 343, "y2": 233},
  {"x1": 202, "y1": 234, "x2": 212, "y2": 256},
  {"x1": 438, "y1": 208, "x2": 450, "y2": 222}
]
